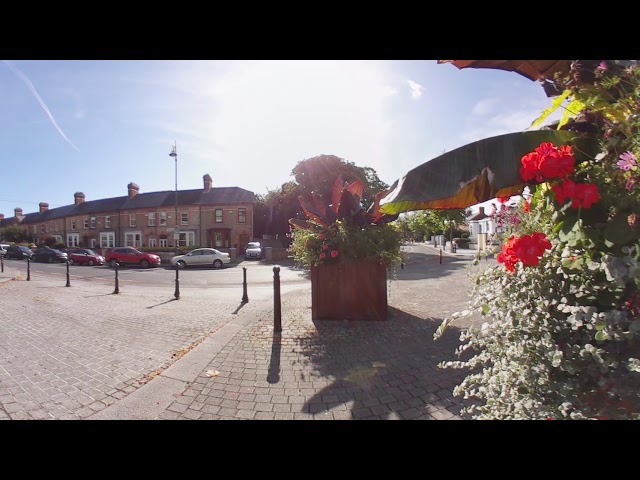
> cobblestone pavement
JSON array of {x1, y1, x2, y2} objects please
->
[{"x1": 1, "y1": 251, "x2": 490, "y2": 420}]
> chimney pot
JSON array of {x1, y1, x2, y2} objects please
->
[
  {"x1": 39, "y1": 202, "x2": 49, "y2": 213},
  {"x1": 127, "y1": 182, "x2": 140, "y2": 199},
  {"x1": 14, "y1": 207, "x2": 23, "y2": 217},
  {"x1": 203, "y1": 174, "x2": 212, "y2": 192},
  {"x1": 74, "y1": 192, "x2": 86, "y2": 206}
]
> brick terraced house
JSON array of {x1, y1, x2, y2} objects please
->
[{"x1": 0, "y1": 174, "x2": 255, "y2": 254}]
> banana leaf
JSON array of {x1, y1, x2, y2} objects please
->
[{"x1": 378, "y1": 130, "x2": 599, "y2": 215}]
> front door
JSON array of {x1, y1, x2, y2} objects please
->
[{"x1": 239, "y1": 234, "x2": 249, "y2": 254}]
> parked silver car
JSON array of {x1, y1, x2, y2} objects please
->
[
  {"x1": 245, "y1": 242, "x2": 262, "y2": 259},
  {"x1": 170, "y1": 248, "x2": 231, "y2": 269}
]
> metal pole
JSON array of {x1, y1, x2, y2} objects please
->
[
  {"x1": 1, "y1": 253, "x2": 3, "y2": 273},
  {"x1": 439, "y1": 248, "x2": 442, "y2": 264},
  {"x1": 66, "y1": 260, "x2": 71, "y2": 287},
  {"x1": 174, "y1": 262, "x2": 180, "y2": 299},
  {"x1": 170, "y1": 142, "x2": 179, "y2": 258},
  {"x1": 273, "y1": 266, "x2": 281, "y2": 333},
  {"x1": 113, "y1": 262, "x2": 119, "y2": 294},
  {"x1": 242, "y1": 266, "x2": 249, "y2": 303},
  {"x1": 27, "y1": 257, "x2": 31, "y2": 281}
]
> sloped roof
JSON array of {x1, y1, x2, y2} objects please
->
[{"x1": 10, "y1": 187, "x2": 255, "y2": 224}]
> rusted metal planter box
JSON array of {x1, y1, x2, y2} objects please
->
[{"x1": 311, "y1": 261, "x2": 388, "y2": 321}]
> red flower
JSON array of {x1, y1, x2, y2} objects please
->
[
  {"x1": 574, "y1": 183, "x2": 600, "y2": 209},
  {"x1": 330, "y1": 250, "x2": 339, "y2": 258},
  {"x1": 319, "y1": 252, "x2": 326, "y2": 259},
  {"x1": 322, "y1": 243, "x2": 328, "y2": 250},
  {"x1": 523, "y1": 198, "x2": 531, "y2": 213},
  {"x1": 497, "y1": 235, "x2": 519, "y2": 272},
  {"x1": 497, "y1": 196, "x2": 510, "y2": 204},
  {"x1": 538, "y1": 150, "x2": 564, "y2": 179},
  {"x1": 513, "y1": 234, "x2": 543, "y2": 266},
  {"x1": 535, "y1": 142, "x2": 557, "y2": 157},
  {"x1": 318, "y1": 233, "x2": 325, "y2": 240},
  {"x1": 556, "y1": 146, "x2": 575, "y2": 178},
  {"x1": 498, "y1": 232, "x2": 551, "y2": 272},
  {"x1": 519, "y1": 152, "x2": 541, "y2": 182}
]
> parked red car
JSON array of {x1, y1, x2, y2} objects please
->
[
  {"x1": 68, "y1": 248, "x2": 105, "y2": 266},
  {"x1": 105, "y1": 247, "x2": 161, "y2": 268}
]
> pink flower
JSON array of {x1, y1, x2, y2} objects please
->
[
  {"x1": 330, "y1": 250, "x2": 339, "y2": 258},
  {"x1": 618, "y1": 151, "x2": 637, "y2": 171},
  {"x1": 319, "y1": 252, "x2": 326, "y2": 259},
  {"x1": 596, "y1": 61, "x2": 607, "y2": 71},
  {"x1": 318, "y1": 233, "x2": 325, "y2": 240},
  {"x1": 626, "y1": 177, "x2": 638, "y2": 191},
  {"x1": 322, "y1": 243, "x2": 328, "y2": 250}
]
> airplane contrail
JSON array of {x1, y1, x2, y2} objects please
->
[{"x1": 3, "y1": 60, "x2": 80, "y2": 152}]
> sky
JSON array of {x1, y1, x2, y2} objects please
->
[{"x1": 0, "y1": 60, "x2": 560, "y2": 217}]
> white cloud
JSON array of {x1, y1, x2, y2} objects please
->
[
  {"x1": 382, "y1": 85, "x2": 398, "y2": 97},
  {"x1": 471, "y1": 97, "x2": 498, "y2": 116},
  {"x1": 407, "y1": 79, "x2": 424, "y2": 99}
]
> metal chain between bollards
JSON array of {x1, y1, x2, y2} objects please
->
[
  {"x1": 273, "y1": 266, "x2": 281, "y2": 333},
  {"x1": 113, "y1": 262, "x2": 119, "y2": 294},
  {"x1": 66, "y1": 260, "x2": 71, "y2": 287},
  {"x1": 242, "y1": 266, "x2": 249, "y2": 303}
]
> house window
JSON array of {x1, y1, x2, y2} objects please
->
[
  {"x1": 67, "y1": 233, "x2": 80, "y2": 247},
  {"x1": 178, "y1": 231, "x2": 195, "y2": 247},
  {"x1": 104, "y1": 216, "x2": 111, "y2": 228},
  {"x1": 55, "y1": 222, "x2": 59, "y2": 232},
  {"x1": 100, "y1": 232, "x2": 115, "y2": 248},
  {"x1": 90, "y1": 217, "x2": 96, "y2": 229},
  {"x1": 148, "y1": 212, "x2": 156, "y2": 226},
  {"x1": 159, "y1": 212, "x2": 167, "y2": 226},
  {"x1": 41, "y1": 224, "x2": 45, "y2": 233},
  {"x1": 84, "y1": 218, "x2": 89, "y2": 229},
  {"x1": 33, "y1": 225, "x2": 37, "y2": 234},
  {"x1": 90, "y1": 238, "x2": 97, "y2": 248},
  {"x1": 238, "y1": 208, "x2": 246, "y2": 223},
  {"x1": 181, "y1": 211, "x2": 188, "y2": 225},
  {"x1": 148, "y1": 237, "x2": 157, "y2": 248},
  {"x1": 129, "y1": 213, "x2": 136, "y2": 227},
  {"x1": 71, "y1": 220, "x2": 76, "y2": 230},
  {"x1": 125, "y1": 232, "x2": 141, "y2": 247},
  {"x1": 215, "y1": 209, "x2": 223, "y2": 223},
  {"x1": 159, "y1": 238, "x2": 168, "y2": 248}
]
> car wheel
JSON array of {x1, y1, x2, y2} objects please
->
[
  {"x1": 176, "y1": 260, "x2": 186, "y2": 269},
  {"x1": 88, "y1": 260, "x2": 95, "y2": 266},
  {"x1": 213, "y1": 259, "x2": 223, "y2": 269},
  {"x1": 110, "y1": 259, "x2": 119, "y2": 268},
  {"x1": 140, "y1": 260, "x2": 150, "y2": 269}
]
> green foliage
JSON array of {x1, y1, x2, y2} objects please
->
[
  {"x1": 403, "y1": 209, "x2": 466, "y2": 241},
  {"x1": 437, "y1": 60, "x2": 640, "y2": 419},
  {"x1": 0, "y1": 224, "x2": 29, "y2": 243}
]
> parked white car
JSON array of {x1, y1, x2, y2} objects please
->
[
  {"x1": 0, "y1": 244, "x2": 9, "y2": 257},
  {"x1": 170, "y1": 248, "x2": 231, "y2": 269}
]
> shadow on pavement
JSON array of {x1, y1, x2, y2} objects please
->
[
  {"x1": 298, "y1": 306, "x2": 475, "y2": 419},
  {"x1": 396, "y1": 254, "x2": 473, "y2": 281},
  {"x1": 267, "y1": 332, "x2": 282, "y2": 384},
  {"x1": 147, "y1": 298, "x2": 179, "y2": 309}
]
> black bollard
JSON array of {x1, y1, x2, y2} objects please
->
[
  {"x1": 174, "y1": 263, "x2": 180, "y2": 300},
  {"x1": 113, "y1": 262, "x2": 119, "y2": 294},
  {"x1": 66, "y1": 260, "x2": 71, "y2": 287},
  {"x1": 273, "y1": 266, "x2": 281, "y2": 333},
  {"x1": 242, "y1": 266, "x2": 249, "y2": 303},
  {"x1": 27, "y1": 257, "x2": 31, "y2": 281},
  {"x1": 1, "y1": 253, "x2": 3, "y2": 273},
  {"x1": 439, "y1": 248, "x2": 442, "y2": 264}
]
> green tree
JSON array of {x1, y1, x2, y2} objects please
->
[{"x1": 0, "y1": 224, "x2": 29, "y2": 243}]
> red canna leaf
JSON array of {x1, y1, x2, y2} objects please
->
[
  {"x1": 331, "y1": 175, "x2": 346, "y2": 215},
  {"x1": 298, "y1": 195, "x2": 328, "y2": 226},
  {"x1": 346, "y1": 180, "x2": 365, "y2": 204}
]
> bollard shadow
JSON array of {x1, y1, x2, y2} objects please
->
[
  {"x1": 267, "y1": 332, "x2": 282, "y2": 384},
  {"x1": 232, "y1": 302, "x2": 247, "y2": 315},
  {"x1": 297, "y1": 306, "x2": 479, "y2": 419},
  {"x1": 147, "y1": 298, "x2": 179, "y2": 309},
  {"x1": 83, "y1": 293, "x2": 114, "y2": 298}
]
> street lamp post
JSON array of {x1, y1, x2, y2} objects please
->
[{"x1": 169, "y1": 142, "x2": 179, "y2": 257}]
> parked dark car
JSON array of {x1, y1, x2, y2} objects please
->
[
  {"x1": 33, "y1": 248, "x2": 69, "y2": 263},
  {"x1": 5, "y1": 245, "x2": 34, "y2": 260}
]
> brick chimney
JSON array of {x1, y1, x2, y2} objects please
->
[
  {"x1": 128, "y1": 182, "x2": 139, "y2": 199},
  {"x1": 0, "y1": 213, "x2": 4, "y2": 220},
  {"x1": 39, "y1": 202, "x2": 49, "y2": 213},
  {"x1": 74, "y1": 192, "x2": 86, "y2": 205},
  {"x1": 14, "y1": 207, "x2": 23, "y2": 218},
  {"x1": 203, "y1": 174, "x2": 212, "y2": 192}
]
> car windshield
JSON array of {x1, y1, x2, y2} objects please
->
[
  {"x1": 247, "y1": 243, "x2": 260, "y2": 248},
  {"x1": 49, "y1": 249, "x2": 62, "y2": 254},
  {"x1": 84, "y1": 249, "x2": 97, "y2": 255},
  {"x1": 131, "y1": 249, "x2": 142, "y2": 254},
  {"x1": 20, "y1": 246, "x2": 32, "y2": 252}
]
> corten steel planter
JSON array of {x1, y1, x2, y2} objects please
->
[{"x1": 311, "y1": 261, "x2": 388, "y2": 321}]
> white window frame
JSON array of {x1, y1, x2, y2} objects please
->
[
  {"x1": 159, "y1": 238, "x2": 168, "y2": 248},
  {"x1": 53, "y1": 235, "x2": 62, "y2": 243},
  {"x1": 100, "y1": 232, "x2": 115, "y2": 248},
  {"x1": 67, "y1": 233, "x2": 80, "y2": 247},
  {"x1": 55, "y1": 222, "x2": 59, "y2": 232},
  {"x1": 104, "y1": 216, "x2": 111, "y2": 228},
  {"x1": 71, "y1": 220, "x2": 76, "y2": 230},
  {"x1": 129, "y1": 213, "x2": 136, "y2": 227},
  {"x1": 238, "y1": 208, "x2": 247, "y2": 223},
  {"x1": 125, "y1": 231, "x2": 141, "y2": 247},
  {"x1": 215, "y1": 209, "x2": 223, "y2": 223},
  {"x1": 181, "y1": 211, "x2": 189, "y2": 225},
  {"x1": 148, "y1": 237, "x2": 157, "y2": 248},
  {"x1": 84, "y1": 218, "x2": 89, "y2": 229},
  {"x1": 90, "y1": 238, "x2": 97, "y2": 248},
  {"x1": 178, "y1": 231, "x2": 196, "y2": 247},
  {"x1": 90, "y1": 216, "x2": 96, "y2": 229},
  {"x1": 159, "y1": 212, "x2": 167, "y2": 226},
  {"x1": 41, "y1": 224, "x2": 45, "y2": 233},
  {"x1": 148, "y1": 212, "x2": 156, "y2": 226}
]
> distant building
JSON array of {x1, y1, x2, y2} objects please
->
[{"x1": 0, "y1": 174, "x2": 255, "y2": 254}]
